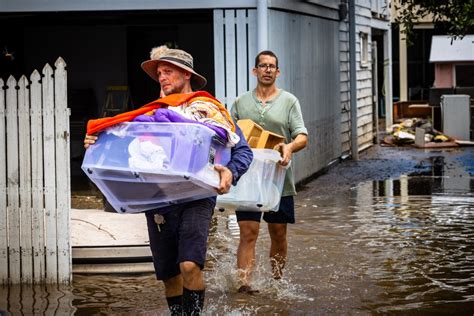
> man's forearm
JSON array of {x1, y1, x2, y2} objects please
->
[
  {"x1": 227, "y1": 126, "x2": 253, "y2": 185},
  {"x1": 288, "y1": 134, "x2": 308, "y2": 153}
]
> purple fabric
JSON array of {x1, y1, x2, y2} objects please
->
[
  {"x1": 133, "y1": 108, "x2": 227, "y2": 140},
  {"x1": 131, "y1": 114, "x2": 156, "y2": 123},
  {"x1": 202, "y1": 123, "x2": 227, "y2": 140}
]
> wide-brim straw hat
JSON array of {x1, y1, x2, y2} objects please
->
[{"x1": 141, "y1": 45, "x2": 207, "y2": 89}]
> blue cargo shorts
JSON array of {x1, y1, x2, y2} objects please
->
[
  {"x1": 145, "y1": 197, "x2": 216, "y2": 280},
  {"x1": 235, "y1": 196, "x2": 295, "y2": 224}
]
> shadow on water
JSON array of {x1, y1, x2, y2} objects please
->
[{"x1": 1, "y1": 151, "x2": 474, "y2": 315}]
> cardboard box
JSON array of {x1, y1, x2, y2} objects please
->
[{"x1": 237, "y1": 119, "x2": 285, "y2": 149}]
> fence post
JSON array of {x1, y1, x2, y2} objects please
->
[
  {"x1": 18, "y1": 75, "x2": 33, "y2": 283},
  {"x1": 42, "y1": 63, "x2": 58, "y2": 283},
  {"x1": 0, "y1": 78, "x2": 7, "y2": 284},
  {"x1": 6, "y1": 75, "x2": 21, "y2": 284},
  {"x1": 30, "y1": 69, "x2": 46, "y2": 284},
  {"x1": 54, "y1": 57, "x2": 71, "y2": 283}
]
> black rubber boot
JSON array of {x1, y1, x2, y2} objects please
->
[
  {"x1": 182, "y1": 287, "x2": 205, "y2": 315},
  {"x1": 166, "y1": 295, "x2": 183, "y2": 315}
]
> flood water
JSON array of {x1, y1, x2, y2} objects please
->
[{"x1": 1, "y1": 152, "x2": 474, "y2": 315}]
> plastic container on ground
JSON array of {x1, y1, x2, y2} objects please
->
[
  {"x1": 216, "y1": 148, "x2": 287, "y2": 212},
  {"x1": 82, "y1": 122, "x2": 230, "y2": 213}
]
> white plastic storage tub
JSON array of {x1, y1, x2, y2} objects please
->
[
  {"x1": 82, "y1": 122, "x2": 230, "y2": 213},
  {"x1": 216, "y1": 149, "x2": 287, "y2": 212}
]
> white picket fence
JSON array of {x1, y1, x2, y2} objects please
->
[{"x1": 0, "y1": 57, "x2": 71, "y2": 284}]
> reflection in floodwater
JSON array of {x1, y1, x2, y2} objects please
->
[
  {"x1": 1, "y1": 152, "x2": 473, "y2": 314},
  {"x1": 0, "y1": 275, "x2": 167, "y2": 315},
  {"x1": 71, "y1": 274, "x2": 165, "y2": 315},
  {"x1": 0, "y1": 284, "x2": 76, "y2": 315},
  {"x1": 372, "y1": 155, "x2": 474, "y2": 197},
  {"x1": 353, "y1": 185, "x2": 474, "y2": 313}
]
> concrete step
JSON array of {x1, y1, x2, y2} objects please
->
[{"x1": 71, "y1": 209, "x2": 152, "y2": 273}]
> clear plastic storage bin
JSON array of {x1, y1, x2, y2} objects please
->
[
  {"x1": 82, "y1": 122, "x2": 230, "y2": 213},
  {"x1": 216, "y1": 149, "x2": 287, "y2": 212}
]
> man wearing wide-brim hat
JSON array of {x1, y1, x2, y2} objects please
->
[
  {"x1": 141, "y1": 45, "x2": 207, "y2": 94},
  {"x1": 141, "y1": 46, "x2": 252, "y2": 314},
  {"x1": 84, "y1": 45, "x2": 253, "y2": 315}
]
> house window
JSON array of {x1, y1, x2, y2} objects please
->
[
  {"x1": 360, "y1": 32, "x2": 369, "y2": 67},
  {"x1": 455, "y1": 64, "x2": 474, "y2": 87}
]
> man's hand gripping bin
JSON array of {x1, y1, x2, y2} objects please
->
[
  {"x1": 81, "y1": 122, "x2": 230, "y2": 213},
  {"x1": 216, "y1": 149, "x2": 287, "y2": 212}
]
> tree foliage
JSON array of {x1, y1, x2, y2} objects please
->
[{"x1": 394, "y1": 0, "x2": 474, "y2": 43}]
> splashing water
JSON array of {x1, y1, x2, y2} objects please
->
[{"x1": 204, "y1": 212, "x2": 315, "y2": 314}]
